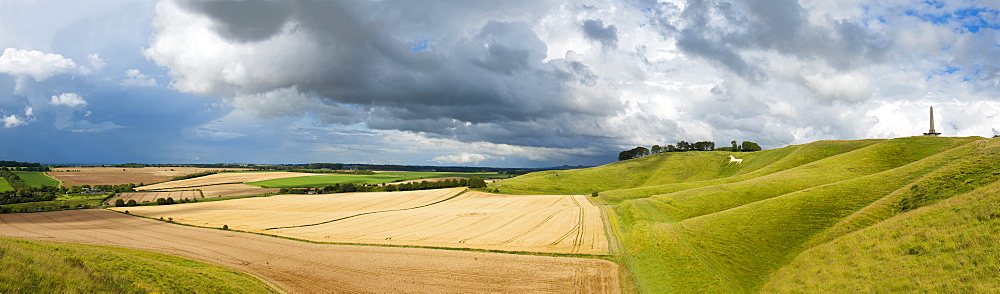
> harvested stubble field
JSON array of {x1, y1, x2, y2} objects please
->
[
  {"x1": 0, "y1": 209, "x2": 619, "y2": 293},
  {"x1": 138, "y1": 171, "x2": 319, "y2": 190},
  {"x1": 158, "y1": 183, "x2": 280, "y2": 198},
  {"x1": 110, "y1": 189, "x2": 609, "y2": 255},
  {"x1": 47, "y1": 167, "x2": 249, "y2": 186},
  {"x1": 114, "y1": 188, "x2": 466, "y2": 230},
  {"x1": 110, "y1": 190, "x2": 202, "y2": 204}
]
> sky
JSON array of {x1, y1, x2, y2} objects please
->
[{"x1": 0, "y1": 0, "x2": 998, "y2": 168}]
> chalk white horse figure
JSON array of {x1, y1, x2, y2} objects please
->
[{"x1": 728, "y1": 155, "x2": 743, "y2": 165}]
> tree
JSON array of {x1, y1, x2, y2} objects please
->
[
  {"x1": 740, "y1": 141, "x2": 762, "y2": 152},
  {"x1": 115, "y1": 199, "x2": 126, "y2": 207},
  {"x1": 126, "y1": 199, "x2": 137, "y2": 206},
  {"x1": 618, "y1": 151, "x2": 631, "y2": 161},
  {"x1": 467, "y1": 177, "x2": 487, "y2": 188},
  {"x1": 731, "y1": 140, "x2": 739, "y2": 151},
  {"x1": 651, "y1": 145, "x2": 661, "y2": 154}
]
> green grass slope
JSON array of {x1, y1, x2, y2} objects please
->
[
  {"x1": 761, "y1": 179, "x2": 1000, "y2": 293},
  {"x1": 12, "y1": 171, "x2": 60, "y2": 187},
  {"x1": 601, "y1": 140, "x2": 880, "y2": 200},
  {"x1": 0, "y1": 237, "x2": 277, "y2": 293},
  {"x1": 497, "y1": 136, "x2": 997, "y2": 293},
  {"x1": 0, "y1": 178, "x2": 11, "y2": 192}
]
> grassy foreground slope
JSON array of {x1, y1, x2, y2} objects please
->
[
  {"x1": 493, "y1": 136, "x2": 998, "y2": 293},
  {"x1": 761, "y1": 179, "x2": 1000, "y2": 293},
  {"x1": 0, "y1": 238, "x2": 277, "y2": 293}
]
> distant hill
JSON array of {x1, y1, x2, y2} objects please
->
[{"x1": 493, "y1": 136, "x2": 1000, "y2": 293}]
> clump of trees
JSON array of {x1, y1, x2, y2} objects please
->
[
  {"x1": 0, "y1": 161, "x2": 49, "y2": 171},
  {"x1": 306, "y1": 163, "x2": 344, "y2": 170},
  {"x1": 618, "y1": 140, "x2": 762, "y2": 161},
  {"x1": 151, "y1": 197, "x2": 197, "y2": 205}
]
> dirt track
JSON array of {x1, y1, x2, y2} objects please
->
[{"x1": 0, "y1": 209, "x2": 620, "y2": 293}]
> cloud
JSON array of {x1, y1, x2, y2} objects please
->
[
  {"x1": 0, "y1": 48, "x2": 79, "y2": 81},
  {"x1": 49, "y1": 92, "x2": 88, "y2": 107},
  {"x1": 1, "y1": 105, "x2": 33, "y2": 128},
  {"x1": 2, "y1": 114, "x2": 25, "y2": 128},
  {"x1": 195, "y1": 126, "x2": 247, "y2": 140},
  {"x1": 145, "y1": 0, "x2": 627, "y2": 151},
  {"x1": 87, "y1": 54, "x2": 106, "y2": 73},
  {"x1": 581, "y1": 19, "x2": 618, "y2": 48},
  {"x1": 120, "y1": 69, "x2": 157, "y2": 87},
  {"x1": 136, "y1": 0, "x2": 1000, "y2": 165},
  {"x1": 432, "y1": 153, "x2": 498, "y2": 165}
]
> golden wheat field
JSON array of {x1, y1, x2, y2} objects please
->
[
  {"x1": 137, "y1": 172, "x2": 319, "y2": 190},
  {"x1": 110, "y1": 188, "x2": 609, "y2": 254}
]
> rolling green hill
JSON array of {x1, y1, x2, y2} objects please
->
[{"x1": 492, "y1": 136, "x2": 999, "y2": 293}]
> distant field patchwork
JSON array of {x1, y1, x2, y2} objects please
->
[
  {"x1": 110, "y1": 188, "x2": 608, "y2": 254},
  {"x1": 248, "y1": 171, "x2": 510, "y2": 188},
  {"x1": 47, "y1": 167, "x2": 250, "y2": 186},
  {"x1": 138, "y1": 172, "x2": 320, "y2": 190}
]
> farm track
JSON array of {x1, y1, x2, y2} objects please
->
[{"x1": 0, "y1": 209, "x2": 620, "y2": 293}]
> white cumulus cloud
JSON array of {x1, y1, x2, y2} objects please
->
[
  {"x1": 120, "y1": 69, "x2": 157, "y2": 87},
  {"x1": 2, "y1": 114, "x2": 25, "y2": 128},
  {"x1": 0, "y1": 47, "x2": 79, "y2": 81},
  {"x1": 49, "y1": 92, "x2": 87, "y2": 107}
]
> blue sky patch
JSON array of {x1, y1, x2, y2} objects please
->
[{"x1": 410, "y1": 39, "x2": 430, "y2": 52}]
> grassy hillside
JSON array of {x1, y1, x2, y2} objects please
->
[
  {"x1": 12, "y1": 171, "x2": 60, "y2": 187},
  {"x1": 762, "y1": 179, "x2": 1000, "y2": 292},
  {"x1": 0, "y1": 237, "x2": 277, "y2": 293},
  {"x1": 0, "y1": 178, "x2": 11, "y2": 192},
  {"x1": 494, "y1": 136, "x2": 998, "y2": 293}
]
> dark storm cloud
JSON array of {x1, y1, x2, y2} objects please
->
[
  {"x1": 582, "y1": 19, "x2": 618, "y2": 48},
  {"x1": 177, "y1": 0, "x2": 293, "y2": 42},
  {"x1": 157, "y1": 0, "x2": 628, "y2": 149},
  {"x1": 669, "y1": 0, "x2": 893, "y2": 81}
]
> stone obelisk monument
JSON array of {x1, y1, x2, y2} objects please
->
[{"x1": 923, "y1": 107, "x2": 941, "y2": 136}]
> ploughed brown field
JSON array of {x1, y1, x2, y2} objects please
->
[
  {"x1": 137, "y1": 171, "x2": 320, "y2": 190},
  {"x1": 0, "y1": 209, "x2": 620, "y2": 293},
  {"x1": 109, "y1": 188, "x2": 609, "y2": 255},
  {"x1": 47, "y1": 167, "x2": 250, "y2": 186}
]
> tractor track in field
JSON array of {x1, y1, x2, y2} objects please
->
[{"x1": 264, "y1": 189, "x2": 467, "y2": 231}]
